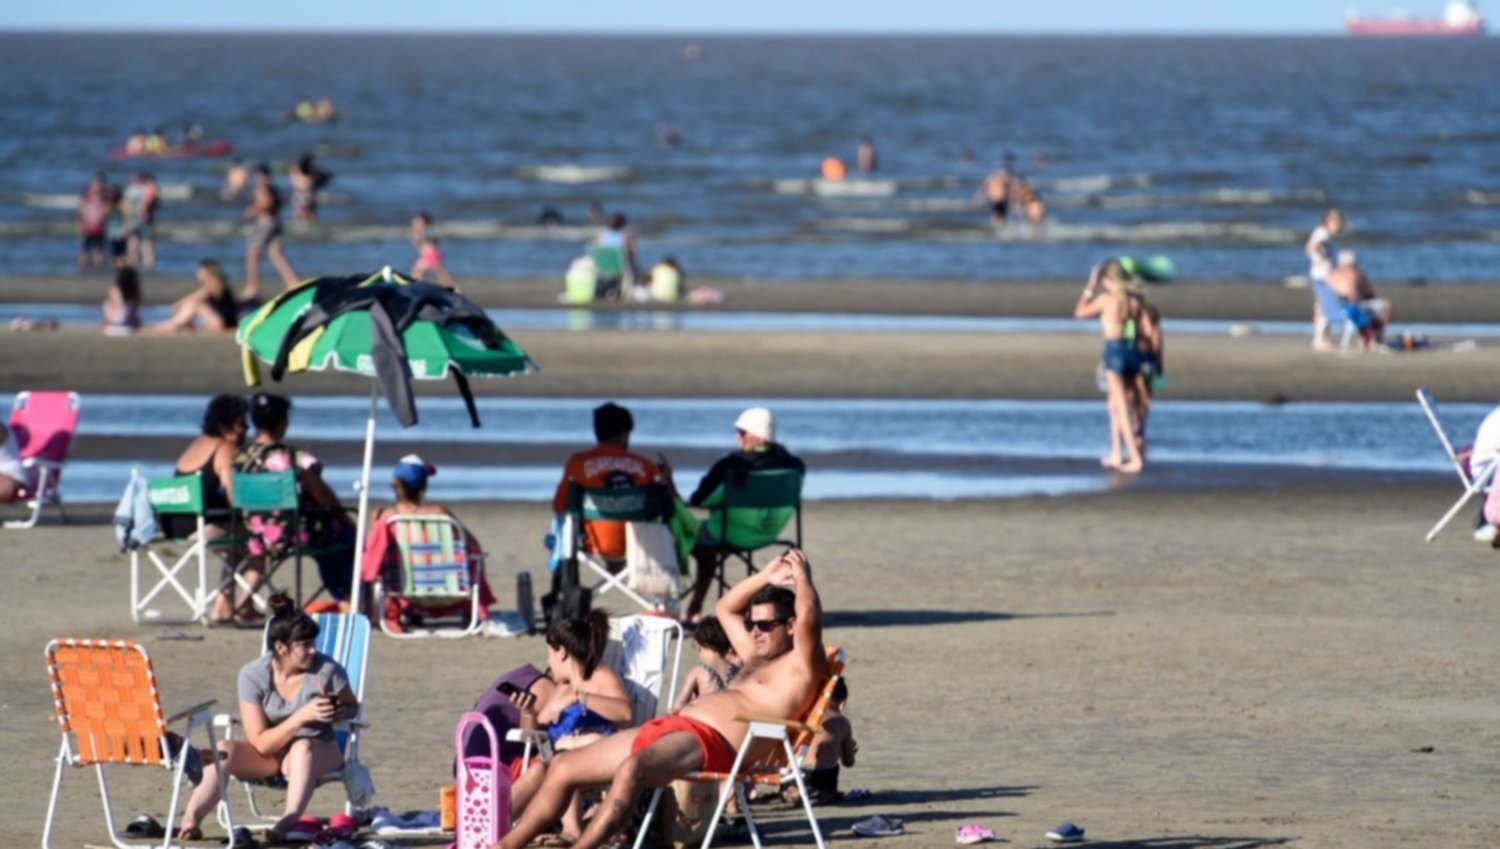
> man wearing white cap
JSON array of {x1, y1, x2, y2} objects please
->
[{"x1": 663, "y1": 406, "x2": 805, "y2": 621}]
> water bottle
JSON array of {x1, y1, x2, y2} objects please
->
[{"x1": 516, "y1": 571, "x2": 535, "y2": 635}]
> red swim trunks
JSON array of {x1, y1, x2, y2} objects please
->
[{"x1": 631, "y1": 715, "x2": 738, "y2": 773}]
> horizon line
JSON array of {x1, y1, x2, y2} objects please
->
[{"x1": 0, "y1": 26, "x2": 1366, "y2": 37}]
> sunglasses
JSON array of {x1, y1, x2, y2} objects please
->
[{"x1": 746, "y1": 618, "x2": 789, "y2": 633}]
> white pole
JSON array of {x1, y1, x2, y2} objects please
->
[{"x1": 348, "y1": 383, "x2": 379, "y2": 619}]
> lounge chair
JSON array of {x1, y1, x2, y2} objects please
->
[
  {"x1": 1417, "y1": 387, "x2": 1497, "y2": 542},
  {"x1": 372, "y1": 513, "x2": 487, "y2": 638},
  {"x1": 512, "y1": 614, "x2": 686, "y2": 768},
  {"x1": 632, "y1": 647, "x2": 846, "y2": 849},
  {"x1": 564, "y1": 481, "x2": 674, "y2": 611},
  {"x1": 590, "y1": 244, "x2": 632, "y2": 299},
  {"x1": 42, "y1": 638, "x2": 235, "y2": 849},
  {"x1": 216, "y1": 613, "x2": 374, "y2": 827},
  {"x1": 700, "y1": 468, "x2": 804, "y2": 599},
  {"x1": 4, "y1": 390, "x2": 80, "y2": 529},
  {"x1": 129, "y1": 471, "x2": 237, "y2": 625}
]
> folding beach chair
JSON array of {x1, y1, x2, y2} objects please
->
[
  {"x1": 1313, "y1": 282, "x2": 1358, "y2": 353},
  {"x1": 4, "y1": 390, "x2": 80, "y2": 529},
  {"x1": 512, "y1": 614, "x2": 686, "y2": 768},
  {"x1": 42, "y1": 638, "x2": 234, "y2": 849},
  {"x1": 225, "y1": 470, "x2": 352, "y2": 616},
  {"x1": 632, "y1": 647, "x2": 846, "y2": 849},
  {"x1": 1416, "y1": 387, "x2": 1497, "y2": 542},
  {"x1": 565, "y1": 481, "x2": 673, "y2": 611},
  {"x1": 217, "y1": 613, "x2": 373, "y2": 827},
  {"x1": 130, "y1": 471, "x2": 237, "y2": 624},
  {"x1": 700, "y1": 468, "x2": 804, "y2": 598},
  {"x1": 374, "y1": 514, "x2": 487, "y2": 638}
]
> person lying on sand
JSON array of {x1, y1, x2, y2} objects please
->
[{"x1": 495, "y1": 549, "x2": 827, "y2": 849}]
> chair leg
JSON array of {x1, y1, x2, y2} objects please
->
[
  {"x1": 736, "y1": 783, "x2": 763, "y2": 849},
  {"x1": 41, "y1": 742, "x2": 68, "y2": 849},
  {"x1": 94, "y1": 762, "x2": 134, "y2": 849},
  {"x1": 1427, "y1": 488, "x2": 1480, "y2": 542},
  {"x1": 780, "y1": 740, "x2": 827, "y2": 849},
  {"x1": 631, "y1": 787, "x2": 667, "y2": 849},
  {"x1": 203, "y1": 717, "x2": 235, "y2": 839},
  {"x1": 700, "y1": 735, "x2": 756, "y2": 849}
]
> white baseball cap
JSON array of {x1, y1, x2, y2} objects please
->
[{"x1": 734, "y1": 407, "x2": 776, "y2": 442}]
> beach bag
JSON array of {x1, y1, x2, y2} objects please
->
[
  {"x1": 564, "y1": 256, "x2": 596, "y2": 304},
  {"x1": 625, "y1": 522, "x2": 681, "y2": 599},
  {"x1": 665, "y1": 778, "x2": 718, "y2": 849},
  {"x1": 343, "y1": 759, "x2": 376, "y2": 808}
]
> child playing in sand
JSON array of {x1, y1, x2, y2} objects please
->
[
  {"x1": 671, "y1": 617, "x2": 740, "y2": 711},
  {"x1": 409, "y1": 212, "x2": 457, "y2": 288},
  {"x1": 783, "y1": 678, "x2": 858, "y2": 806}
]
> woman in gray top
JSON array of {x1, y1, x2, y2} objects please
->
[{"x1": 176, "y1": 594, "x2": 357, "y2": 842}]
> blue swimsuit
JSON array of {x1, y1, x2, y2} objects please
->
[{"x1": 548, "y1": 702, "x2": 616, "y2": 743}]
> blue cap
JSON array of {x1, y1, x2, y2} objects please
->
[{"x1": 392, "y1": 454, "x2": 435, "y2": 488}]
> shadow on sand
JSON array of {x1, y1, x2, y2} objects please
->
[
  {"x1": 823, "y1": 610, "x2": 1113, "y2": 628},
  {"x1": 1078, "y1": 838, "x2": 1294, "y2": 849}
]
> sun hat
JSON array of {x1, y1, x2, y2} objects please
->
[
  {"x1": 734, "y1": 407, "x2": 776, "y2": 442},
  {"x1": 392, "y1": 454, "x2": 436, "y2": 488}
]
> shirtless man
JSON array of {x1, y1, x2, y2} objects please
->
[
  {"x1": 496, "y1": 549, "x2": 827, "y2": 849},
  {"x1": 971, "y1": 154, "x2": 1015, "y2": 224}
]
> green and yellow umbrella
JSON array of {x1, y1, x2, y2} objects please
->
[{"x1": 236, "y1": 268, "x2": 536, "y2": 614}]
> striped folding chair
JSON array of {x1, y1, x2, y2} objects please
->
[
  {"x1": 5, "y1": 390, "x2": 81, "y2": 530},
  {"x1": 217, "y1": 613, "x2": 374, "y2": 827},
  {"x1": 375, "y1": 514, "x2": 486, "y2": 638},
  {"x1": 42, "y1": 638, "x2": 233, "y2": 849},
  {"x1": 632, "y1": 647, "x2": 845, "y2": 849}
]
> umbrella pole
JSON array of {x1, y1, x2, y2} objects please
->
[{"x1": 348, "y1": 383, "x2": 379, "y2": 621}]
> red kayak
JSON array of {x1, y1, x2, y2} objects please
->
[{"x1": 110, "y1": 140, "x2": 234, "y2": 159}]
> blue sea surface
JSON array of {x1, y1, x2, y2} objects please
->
[{"x1": 1, "y1": 34, "x2": 1497, "y2": 281}]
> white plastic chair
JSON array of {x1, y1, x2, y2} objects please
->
[{"x1": 1416, "y1": 387, "x2": 1496, "y2": 542}]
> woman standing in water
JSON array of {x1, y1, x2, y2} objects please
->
[
  {"x1": 1074, "y1": 259, "x2": 1144, "y2": 473},
  {"x1": 244, "y1": 164, "x2": 299, "y2": 302}
]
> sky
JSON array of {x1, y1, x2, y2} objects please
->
[{"x1": 0, "y1": 0, "x2": 1464, "y2": 34}]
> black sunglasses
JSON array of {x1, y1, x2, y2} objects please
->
[{"x1": 746, "y1": 617, "x2": 789, "y2": 633}]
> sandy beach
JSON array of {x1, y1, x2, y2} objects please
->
[{"x1": 4, "y1": 487, "x2": 1499, "y2": 849}]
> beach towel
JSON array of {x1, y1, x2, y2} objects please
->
[
  {"x1": 625, "y1": 521, "x2": 681, "y2": 599},
  {"x1": 113, "y1": 473, "x2": 157, "y2": 552}
]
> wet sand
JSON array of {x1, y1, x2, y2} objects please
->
[
  {"x1": 1, "y1": 323, "x2": 1493, "y2": 403},
  {"x1": 4, "y1": 486, "x2": 1499, "y2": 849},
  {"x1": 6, "y1": 273, "x2": 1500, "y2": 323}
]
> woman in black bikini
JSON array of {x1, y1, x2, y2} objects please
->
[
  {"x1": 151, "y1": 259, "x2": 240, "y2": 333},
  {"x1": 163, "y1": 394, "x2": 252, "y2": 623}
]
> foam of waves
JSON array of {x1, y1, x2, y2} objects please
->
[
  {"x1": 1463, "y1": 190, "x2": 1500, "y2": 205},
  {"x1": 516, "y1": 164, "x2": 632, "y2": 184},
  {"x1": 1095, "y1": 188, "x2": 1328, "y2": 208},
  {"x1": 1047, "y1": 173, "x2": 1153, "y2": 193},
  {"x1": 770, "y1": 179, "x2": 898, "y2": 197}
]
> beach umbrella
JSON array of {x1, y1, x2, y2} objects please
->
[{"x1": 236, "y1": 267, "x2": 536, "y2": 617}]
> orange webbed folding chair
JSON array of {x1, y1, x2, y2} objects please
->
[
  {"x1": 5, "y1": 391, "x2": 80, "y2": 529},
  {"x1": 42, "y1": 638, "x2": 233, "y2": 849},
  {"x1": 633, "y1": 647, "x2": 846, "y2": 849}
]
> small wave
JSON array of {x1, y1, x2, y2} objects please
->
[
  {"x1": 516, "y1": 164, "x2": 632, "y2": 183},
  {"x1": 1094, "y1": 188, "x2": 1328, "y2": 209},
  {"x1": 1462, "y1": 190, "x2": 1500, "y2": 206},
  {"x1": 20, "y1": 192, "x2": 79, "y2": 210},
  {"x1": 769, "y1": 178, "x2": 898, "y2": 197},
  {"x1": 1047, "y1": 173, "x2": 1152, "y2": 193},
  {"x1": 814, "y1": 217, "x2": 915, "y2": 234}
]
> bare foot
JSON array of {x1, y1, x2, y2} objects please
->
[
  {"x1": 1118, "y1": 458, "x2": 1144, "y2": 474},
  {"x1": 1100, "y1": 456, "x2": 1122, "y2": 469}
]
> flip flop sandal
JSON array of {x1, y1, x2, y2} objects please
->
[
  {"x1": 955, "y1": 824, "x2": 996, "y2": 845},
  {"x1": 222, "y1": 826, "x2": 259, "y2": 849},
  {"x1": 1046, "y1": 821, "x2": 1085, "y2": 843},
  {"x1": 177, "y1": 827, "x2": 205, "y2": 841},
  {"x1": 851, "y1": 816, "x2": 904, "y2": 838},
  {"x1": 124, "y1": 815, "x2": 166, "y2": 838}
]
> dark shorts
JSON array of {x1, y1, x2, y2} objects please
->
[
  {"x1": 81, "y1": 233, "x2": 104, "y2": 253},
  {"x1": 990, "y1": 200, "x2": 1009, "y2": 219},
  {"x1": 248, "y1": 217, "x2": 282, "y2": 253},
  {"x1": 109, "y1": 239, "x2": 128, "y2": 259},
  {"x1": 1102, "y1": 339, "x2": 1139, "y2": 377}
]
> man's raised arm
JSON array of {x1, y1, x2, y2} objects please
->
[
  {"x1": 785, "y1": 550, "x2": 827, "y2": 678},
  {"x1": 716, "y1": 553, "x2": 793, "y2": 662}
]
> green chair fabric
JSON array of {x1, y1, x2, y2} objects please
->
[
  {"x1": 699, "y1": 468, "x2": 803, "y2": 551},
  {"x1": 229, "y1": 470, "x2": 298, "y2": 512},
  {"x1": 147, "y1": 473, "x2": 207, "y2": 517}
]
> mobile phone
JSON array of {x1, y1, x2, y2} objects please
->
[{"x1": 498, "y1": 682, "x2": 523, "y2": 697}]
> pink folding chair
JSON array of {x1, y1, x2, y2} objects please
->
[{"x1": 5, "y1": 391, "x2": 81, "y2": 529}]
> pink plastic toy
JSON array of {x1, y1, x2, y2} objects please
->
[{"x1": 453, "y1": 712, "x2": 511, "y2": 849}]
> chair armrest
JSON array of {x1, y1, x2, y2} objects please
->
[
  {"x1": 166, "y1": 699, "x2": 218, "y2": 724},
  {"x1": 21, "y1": 457, "x2": 62, "y2": 471},
  {"x1": 505, "y1": 728, "x2": 548, "y2": 744},
  {"x1": 733, "y1": 714, "x2": 815, "y2": 735}
]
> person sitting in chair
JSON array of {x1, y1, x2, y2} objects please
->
[
  {"x1": 496, "y1": 549, "x2": 827, "y2": 849},
  {"x1": 176, "y1": 594, "x2": 358, "y2": 842},
  {"x1": 661, "y1": 407, "x2": 805, "y2": 622},
  {"x1": 363, "y1": 454, "x2": 495, "y2": 631},
  {"x1": 551, "y1": 402, "x2": 665, "y2": 590}
]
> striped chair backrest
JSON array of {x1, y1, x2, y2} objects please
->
[{"x1": 388, "y1": 515, "x2": 471, "y2": 598}]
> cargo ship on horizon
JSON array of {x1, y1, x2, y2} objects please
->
[{"x1": 1346, "y1": 0, "x2": 1486, "y2": 34}]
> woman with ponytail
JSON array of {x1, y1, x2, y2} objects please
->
[
  {"x1": 506, "y1": 610, "x2": 633, "y2": 842},
  {"x1": 176, "y1": 593, "x2": 358, "y2": 842}
]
